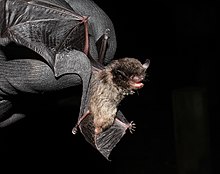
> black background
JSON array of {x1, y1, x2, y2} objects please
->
[{"x1": 1, "y1": 1, "x2": 218, "y2": 174}]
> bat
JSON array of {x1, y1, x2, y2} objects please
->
[
  {"x1": 72, "y1": 57, "x2": 149, "y2": 135},
  {"x1": 0, "y1": 0, "x2": 150, "y2": 160},
  {"x1": 72, "y1": 57, "x2": 150, "y2": 159}
]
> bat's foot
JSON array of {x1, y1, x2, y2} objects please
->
[{"x1": 128, "y1": 121, "x2": 136, "y2": 134}]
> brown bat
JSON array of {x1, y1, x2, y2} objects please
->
[
  {"x1": 92, "y1": 58, "x2": 149, "y2": 134},
  {"x1": 72, "y1": 57, "x2": 150, "y2": 139}
]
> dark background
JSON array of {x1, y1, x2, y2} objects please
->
[{"x1": 1, "y1": 1, "x2": 218, "y2": 174}]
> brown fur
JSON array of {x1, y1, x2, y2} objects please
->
[{"x1": 89, "y1": 57, "x2": 148, "y2": 134}]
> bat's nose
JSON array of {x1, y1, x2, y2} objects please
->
[{"x1": 133, "y1": 76, "x2": 144, "y2": 82}]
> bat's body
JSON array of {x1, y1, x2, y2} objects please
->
[
  {"x1": 89, "y1": 58, "x2": 148, "y2": 134},
  {"x1": 0, "y1": 0, "x2": 150, "y2": 160}
]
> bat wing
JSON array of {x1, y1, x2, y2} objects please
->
[
  {"x1": 78, "y1": 110, "x2": 132, "y2": 160},
  {"x1": 0, "y1": 0, "x2": 89, "y2": 77},
  {"x1": 1, "y1": 0, "x2": 92, "y2": 121},
  {"x1": 1, "y1": 0, "x2": 92, "y2": 151}
]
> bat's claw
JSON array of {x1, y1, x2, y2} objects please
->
[
  {"x1": 128, "y1": 121, "x2": 136, "y2": 134},
  {"x1": 72, "y1": 111, "x2": 90, "y2": 135},
  {"x1": 72, "y1": 126, "x2": 78, "y2": 135}
]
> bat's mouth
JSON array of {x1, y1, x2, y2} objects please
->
[{"x1": 130, "y1": 81, "x2": 144, "y2": 89}]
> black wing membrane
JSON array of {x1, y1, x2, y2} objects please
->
[{"x1": 1, "y1": 0, "x2": 89, "y2": 76}]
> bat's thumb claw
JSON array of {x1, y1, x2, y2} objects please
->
[{"x1": 72, "y1": 127, "x2": 78, "y2": 135}]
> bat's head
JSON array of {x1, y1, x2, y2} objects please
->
[{"x1": 108, "y1": 57, "x2": 150, "y2": 93}]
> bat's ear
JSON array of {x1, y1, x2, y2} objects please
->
[{"x1": 143, "y1": 59, "x2": 150, "y2": 69}]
